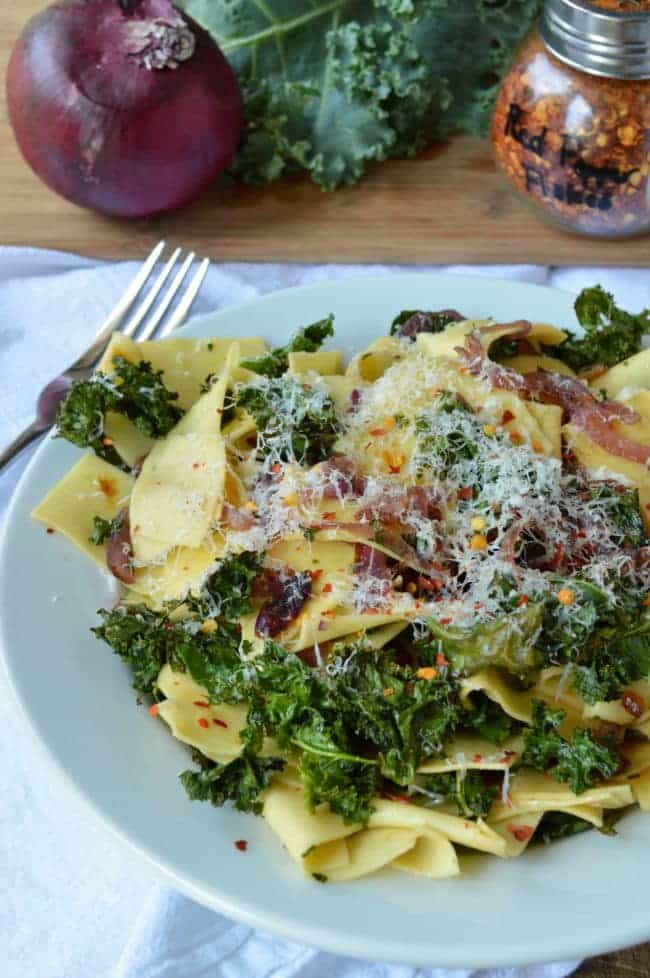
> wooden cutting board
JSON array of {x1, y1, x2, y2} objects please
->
[{"x1": 2, "y1": 1, "x2": 650, "y2": 264}]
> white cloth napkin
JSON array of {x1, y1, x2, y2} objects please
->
[{"x1": 3, "y1": 247, "x2": 647, "y2": 978}]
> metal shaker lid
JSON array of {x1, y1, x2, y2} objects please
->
[{"x1": 540, "y1": 0, "x2": 650, "y2": 79}]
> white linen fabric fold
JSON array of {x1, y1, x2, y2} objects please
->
[{"x1": 4, "y1": 246, "x2": 645, "y2": 978}]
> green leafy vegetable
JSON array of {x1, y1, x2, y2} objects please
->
[
  {"x1": 185, "y1": 552, "x2": 262, "y2": 621},
  {"x1": 178, "y1": 0, "x2": 541, "y2": 190},
  {"x1": 237, "y1": 375, "x2": 339, "y2": 464},
  {"x1": 423, "y1": 604, "x2": 544, "y2": 680},
  {"x1": 533, "y1": 811, "x2": 593, "y2": 845},
  {"x1": 89, "y1": 512, "x2": 123, "y2": 546},
  {"x1": 462, "y1": 693, "x2": 518, "y2": 745},
  {"x1": 421, "y1": 771, "x2": 497, "y2": 819},
  {"x1": 521, "y1": 701, "x2": 619, "y2": 794},
  {"x1": 549, "y1": 285, "x2": 650, "y2": 371},
  {"x1": 56, "y1": 357, "x2": 183, "y2": 469},
  {"x1": 240, "y1": 315, "x2": 334, "y2": 377},
  {"x1": 390, "y1": 309, "x2": 460, "y2": 338},
  {"x1": 180, "y1": 754, "x2": 285, "y2": 813}
]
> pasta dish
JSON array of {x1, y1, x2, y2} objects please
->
[{"x1": 33, "y1": 286, "x2": 650, "y2": 882}]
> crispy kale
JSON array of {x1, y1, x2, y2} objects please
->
[
  {"x1": 540, "y1": 578, "x2": 650, "y2": 703},
  {"x1": 237, "y1": 375, "x2": 339, "y2": 464},
  {"x1": 548, "y1": 285, "x2": 650, "y2": 371},
  {"x1": 533, "y1": 811, "x2": 593, "y2": 845},
  {"x1": 56, "y1": 357, "x2": 182, "y2": 469},
  {"x1": 240, "y1": 315, "x2": 334, "y2": 378},
  {"x1": 521, "y1": 701, "x2": 619, "y2": 794},
  {"x1": 462, "y1": 693, "x2": 518, "y2": 745},
  {"x1": 423, "y1": 604, "x2": 544, "y2": 681},
  {"x1": 390, "y1": 310, "x2": 462, "y2": 339},
  {"x1": 185, "y1": 553, "x2": 262, "y2": 621},
  {"x1": 421, "y1": 771, "x2": 498, "y2": 819},
  {"x1": 180, "y1": 754, "x2": 285, "y2": 814},
  {"x1": 89, "y1": 512, "x2": 124, "y2": 546}
]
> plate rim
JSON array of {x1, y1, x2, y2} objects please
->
[{"x1": 2, "y1": 270, "x2": 648, "y2": 969}]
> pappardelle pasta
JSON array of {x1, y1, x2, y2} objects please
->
[{"x1": 33, "y1": 287, "x2": 650, "y2": 882}]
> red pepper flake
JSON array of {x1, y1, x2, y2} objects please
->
[
  {"x1": 502, "y1": 750, "x2": 516, "y2": 764},
  {"x1": 436, "y1": 653, "x2": 449, "y2": 667},
  {"x1": 46, "y1": 527, "x2": 55, "y2": 535},
  {"x1": 438, "y1": 617, "x2": 452, "y2": 626},
  {"x1": 369, "y1": 427, "x2": 387, "y2": 437},
  {"x1": 148, "y1": 703, "x2": 159, "y2": 717},
  {"x1": 197, "y1": 717, "x2": 210, "y2": 729},
  {"x1": 322, "y1": 582, "x2": 333, "y2": 593},
  {"x1": 622, "y1": 690, "x2": 646, "y2": 718},
  {"x1": 234, "y1": 839, "x2": 248, "y2": 852},
  {"x1": 321, "y1": 512, "x2": 336, "y2": 521},
  {"x1": 212, "y1": 717, "x2": 228, "y2": 729},
  {"x1": 506, "y1": 823, "x2": 534, "y2": 842},
  {"x1": 501, "y1": 410, "x2": 515, "y2": 425},
  {"x1": 518, "y1": 595, "x2": 529, "y2": 606},
  {"x1": 193, "y1": 700, "x2": 210, "y2": 708},
  {"x1": 310, "y1": 569, "x2": 323, "y2": 582},
  {"x1": 98, "y1": 477, "x2": 117, "y2": 499},
  {"x1": 417, "y1": 575, "x2": 442, "y2": 593},
  {"x1": 271, "y1": 463, "x2": 282, "y2": 474},
  {"x1": 457, "y1": 486, "x2": 473, "y2": 500},
  {"x1": 472, "y1": 754, "x2": 483, "y2": 763}
]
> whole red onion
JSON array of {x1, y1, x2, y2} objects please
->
[{"x1": 6, "y1": 0, "x2": 243, "y2": 218}]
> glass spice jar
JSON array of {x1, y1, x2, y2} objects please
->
[{"x1": 491, "y1": 0, "x2": 650, "y2": 237}]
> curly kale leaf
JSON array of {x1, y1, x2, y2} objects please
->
[
  {"x1": 180, "y1": 754, "x2": 285, "y2": 814},
  {"x1": 240, "y1": 315, "x2": 335, "y2": 378},
  {"x1": 421, "y1": 771, "x2": 498, "y2": 819},
  {"x1": 534, "y1": 811, "x2": 593, "y2": 845},
  {"x1": 296, "y1": 715, "x2": 380, "y2": 823},
  {"x1": 56, "y1": 357, "x2": 182, "y2": 469},
  {"x1": 539, "y1": 576, "x2": 650, "y2": 703},
  {"x1": 89, "y1": 512, "x2": 124, "y2": 546},
  {"x1": 549, "y1": 286, "x2": 650, "y2": 371},
  {"x1": 185, "y1": 552, "x2": 262, "y2": 621},
  {"x1": 390, "y1": 309, "x2": 461, "y2": 338},
  {"x1": 237, "y1": 375, "x2": 339, "y2": 464},
  {"x1": 179, "y1": 0, "x2": 540, "y2": 190},
  {"x1": 92, "y1": 605, "x2": 190, "y2": 697},
  {"x1": 521, "y1": 701, "x2": 619, "y2": 794},
  {"x1": 422, "y1": 603, "x2": 544, "y2": 681},
  {"x1": 462, "y1": 693, "x2": 518, "y2": 745}
]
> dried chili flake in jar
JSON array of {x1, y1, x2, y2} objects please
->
[{"x1": 491, "y1": 0, "x2": 650, "y2": 237}]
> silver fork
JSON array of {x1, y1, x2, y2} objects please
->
[{"x1": 0, "y1": 241, "x2": 210, "y2": 472}]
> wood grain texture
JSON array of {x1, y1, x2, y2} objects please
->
[
  {"x1": 1, "y1": 1, "x2": 650, "y2": 264},
  {"x1": 0, "y1": 4, "x2": 649, "y2": 971}
]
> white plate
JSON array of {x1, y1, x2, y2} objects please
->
[{"x1": 1, "y1": 273, "x2": 648, "y2": 969}]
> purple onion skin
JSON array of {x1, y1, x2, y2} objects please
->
[{"x1": 6, "y1": 0, "x2": 244, "y2": 218}]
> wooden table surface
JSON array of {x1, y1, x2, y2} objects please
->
[
  {"x1": 2, "y1": 2, "x2": 650, "y2": 264},
  {"x1": 1, "y1": 3, "x2": 650, "y2": 974}
]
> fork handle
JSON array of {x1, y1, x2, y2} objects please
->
[{"x1": 0, "y1": 421, "x2": 45, "y2": 473}]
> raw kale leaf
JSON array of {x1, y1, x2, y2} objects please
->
[
  {"x1": 237, "y1": 375, "x2": 339, "y2": 464},
  {"x1": 178, "y1": 0, "x2": 541, "y2": 189},
  {"x1": 521, "y1": 701, "x2": 619, "y2": 794},
  {"x1": 548, "y1": 285, "x2": 650, "y2": 371},
  {"x1": 180, "y1": 754, "x2": 285, "y2": 814},
  {"x1": 185, "y1": 552, "x2": 262, "y2": 621},
  {"x1": 421, "y1": 770, "x2": 498, "y2": 819},
  {"x1": 89, "y1": 512, "x2": 124, "y2": 546},
  {"x1": 240, "y1": 315, "x2": 334, "y2": 378},
  {"x1": 56, "y1": 357, "x2": 182, "y2": 469}
]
